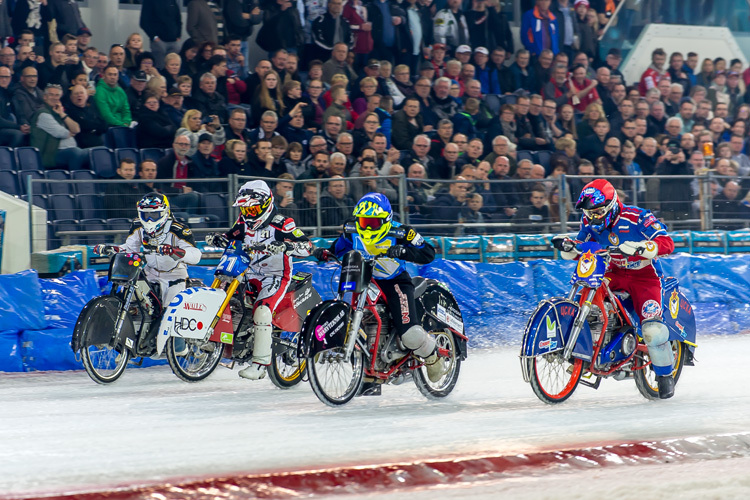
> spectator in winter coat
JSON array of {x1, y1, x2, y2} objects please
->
[
  {"x1": 137, "y1": 95, "x2": 178, "y2": 149},
  {"x1": 94, "y1": 65, "x2": 132, "y2": 127},
  {"x1": 521, "y1": 0, "x2": 560, "y2": 57},
  {"x1": 175, "y1": 109, "x2": 226, "y2": 157},
  {"x1": 44, "y1": 0, "x2": 88, "y2": 42},
  {"x1": 64, "y1": 84, "x2": 106, "y2": 149},
  {"x1": 433, "y1": 0, "x2": 470, "y2": 55},
  {"x1": 139, "y1": 0, "x2": 183, "y2": 69},
  {"x1": 312, "y1": 0, "x2": 353, "y2": 63},
  {"x1": 429, "y1": 177, "x2": 469, "y2": 235},
  {"x1": 186, "y1": 0, "x2": 221, "y2": 45},
  {"x1": 30, "y1": 84, "x2": 89, "y2": 171},
  {"x1": 391, "y1": 97, "x2": 424, "y2": 150},
  {"x1": 188, "y1": 134, "x2": 222, "y2": 193},
  {"x1": 365, "y1": 0, "x2": 410, "y2": 63},
  {"x1": 0, "y1": 66, "x2": 26, "y2": 147}
]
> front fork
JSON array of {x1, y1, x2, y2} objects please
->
[
  {"x1": 113, "y1": 284, "x2": 136, "y2": 346},
  {"x1": 562, "y1": 288, "x2": 596, "y2": 360},
  {"x1": 344, "y1": 292, "x2": 368, "y2": 358}
]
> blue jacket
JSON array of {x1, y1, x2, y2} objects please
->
[
  {"x1": 331, "y1": 221, "x2": 434, "y2": 280},
  {"x1": 521, "y1": 7, "x2": 559, "y2": 56}
]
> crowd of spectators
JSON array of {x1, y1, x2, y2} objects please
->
[{"x1": 1, "y1": 0, "x2": 750, "y2": 237}]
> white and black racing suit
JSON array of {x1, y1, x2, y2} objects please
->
[{"x1": 121, "y1": 218, "x2": 202, "y2": 308}]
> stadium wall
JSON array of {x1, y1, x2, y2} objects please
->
[{"x1": 1, "y1": 253, "x2": 749, "y2": 372}]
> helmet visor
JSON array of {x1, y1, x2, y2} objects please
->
[
  {"x1": 240, "y1": 204, "x2": 264, "y2": 218},
  {"x1": 140, "y1": 210, "x2": 166, "y2": 223},
  {"x1": 357, "y1": 217, "x2": 384, "y2": 231},
  {"x1": 583, "y1": 206, "x2": 609, "y2": 220}
]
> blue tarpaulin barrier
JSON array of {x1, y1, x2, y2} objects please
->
[{"x1": 3, "y1": 254, "x2": 750, "y2": 372}]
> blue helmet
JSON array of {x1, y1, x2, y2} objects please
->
[{"x1": 352, "y1": 192, "x2": 393, "y2": 245}]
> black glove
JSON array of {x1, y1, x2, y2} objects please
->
[
  {"x1": 551, "y1": 235, "x2": 575, "y2": 252},
  {"x1": 266, "y1": 240, "x2": 291, "y2": 255},
  {"x1": 205, "y1": 233, "x2": 228, "y2": 248},
  {"x1": 386, "y1": 245, "x2": 407, "y2": 259},
  {"x1": 313, "y1": 247, "x2": 332, "y2": 261},
  {"x1": 93, "y1": 244, "x2": 119, "y2": 256}
]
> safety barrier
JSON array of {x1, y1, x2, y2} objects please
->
[{"x1": 2, "y1": 252, "x2": 750, "y2": 372}]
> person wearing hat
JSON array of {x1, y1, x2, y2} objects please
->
[
  {"x1": 428, "y1": 43, "x2": 447, "y2": 77},
  {"x1": 521, "y1": 0, "x2": 560, "y2": 57},
  {"x1": 75, "y1": 27, "x2": 92, "y2": 56},
  {"x1": 187, "y1": 133, "x2": 222, "y2": 193},
  {"x1": 125, "y1": 70, "x2": 149, "y2": 120},
  {"x1": 454, "y1": 45, "x2": 472, "y2": 65},
  {"x1": 433, "y1": 0, "x2": 470, "y2": 54},
  {"x1": 602, "y1": 48, "x2": 626, "y2": 86},
  {"x1": 161, "y1": 85, "x2": 187, "y2": 127}
]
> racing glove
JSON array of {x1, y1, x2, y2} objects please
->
[
  {"x1": 266, "y1": 240, "x2": 291, "y2": 255},
  {"x1": 386, "y1": 245, "x2": 407, "y2": 259},
  {"x1": 93, "y1": 244, "x2": 119, "y2": 256},
  {"x1": 205, "y1": 232, "x2": 229, "y2": 248},
  {"x1": 312, "y1": 247, "x2": 333, "y2": 261},
  {"x1": 551, "y1": 235, "x2": 575, "y2": 252},
  {"x1": 158, "y1": 244, "x2": 187, "y2": 260},
  {"x1": 618, "y1": 240, "x2": 659, "y2": 259}
]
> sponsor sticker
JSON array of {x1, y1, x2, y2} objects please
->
[
  {"x1": 669, "y1": 290, "x2": 679, "y2": 319},
  {"x1": 545, "y1": 315, "x2": 556, "y2": 338},
  {"x1": 641, "y1": 299, "x2": 661, "y2": 320},
  {"x1": 292, "y1": 228, "x2": 304, "y2": 237},
  {"x1": 608, "y1": 233, "x2": 619, "y2": 245},
  {"x1": 220, "y1": 332, "x2": 234, "y2": 344}
]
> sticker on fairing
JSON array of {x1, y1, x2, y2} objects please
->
[
  {"x1": 437, "y1": 304, "x2": 464, "y2": 334},
  {"x1": 220, "y1": 332, "x2": 234, "y2": 344},
  {"x1": 292, "y1": 228, "x2": 304, "y2": 237}
]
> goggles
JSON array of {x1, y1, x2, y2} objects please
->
[
  {"x1": 357, "y1": 217, "x2": 384, "y2": 231},
  {"x1": 583, "y1": 206, "x2": 609, "y2": 220},
  {"x1": 139, "y1": 210, "x2": 165, "y2": 222},
  {"x1": 240, "y1": 204, "x2": 264, "y2": 218}
]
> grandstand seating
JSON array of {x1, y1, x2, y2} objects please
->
[
  {"x1": 114, "y1": 147, "x2": 140, "y2": 166},
  {"x1": 15, "y1": 147, "x2": 42, "y2": 172},
  {"x1": 0, "y1": 170, "x2": 19, "y2": 196},
  {"x1": 18, "y1": 170, "x2": 43, "y2": 196},
  {"x1": 44, "y1": 170, "x2": 71, "y2": 196},
  {"x1": 141, "y1": 148, "x2": 165, "y2": 163},
  {"x1": 89, "y1": 147, "x2": 116, "y2": 178},
  {"x1": 105, "y1": 127, "x2": 137, "y2": 149},
  {"x1": 71, "y1": 170, "x2": 98, "y2": 195},
  {"x1": 0, "y1": 146, "x2": 17, "y2": 171}
]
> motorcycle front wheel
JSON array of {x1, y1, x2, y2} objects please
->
[
  {"x1": 267, "y1": 335, "x2": 306, "y2": 389},
  {"x1": 528, "y1": 351, "x2": 584, "y2": 404},
  {"x1": 166, "y1": 337, "x2": 225, "y2": 382},
  {"x1": 634, "y1": 340, "x2": 687, "y2": 400},
  {"x1": 78, "y1": 296, "x2": 131, "y2": 384},
  {"x1": 307, "y1": 334, "x2": 365, "y2": 406},
  {"x1": 414, "y1": 330, "x2": 461, "y2": 399}
]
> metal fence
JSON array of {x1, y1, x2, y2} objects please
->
[{"x1": 24, "y1": 172, "x2": 750, "y2": 251}]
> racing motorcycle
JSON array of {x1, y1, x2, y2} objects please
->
[
  {"x1": 298, "y1": 249, "x2": 468, "y2": 406},
  {"x1": 520, "y1": 241, "x2": 698, "y2": 403},
  {"x1": 156, "y1": 240, "x2": 321, "y2": 387},
  {"x1": 71, "y1": 250, "x2": 170, "y2": 384}
]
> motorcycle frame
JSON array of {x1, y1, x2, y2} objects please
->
[{"x1": 575, "y1": 281, "x2": 652, "y2": 378}]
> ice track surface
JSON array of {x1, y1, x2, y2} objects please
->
[{"x1": 2, "y1": 335, "x2": 750, "y2": 499}]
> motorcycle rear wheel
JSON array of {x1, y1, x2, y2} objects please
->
[
  {"x1": 166, "y1": 337, "x2": 225, "y2": 382},
  {"x1": 79, "y1": 296, "x2": 131, "y2": 384},
  {"x1": 528, "y1": 351, "x2": 584, "y2": 404},
  {"x1": 634, "y1": 340, "x2": 687, "y2": 400},
  {"x1": 307, "y1": 336, "x2": 365, "y2": 406},
  {"x1": 414, "y1": 330, "x2": 461, "y2": 399},
  {"x1": 268, "y1": 336, "x2": 306, "y2": 389}
]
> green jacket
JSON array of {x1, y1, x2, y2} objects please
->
[
  {"x1": 93, "y1": 79, "x2": 131, "y2": 126},
  {"x1": 30, "y1": 105, "x2": 65, "y2": 169}
]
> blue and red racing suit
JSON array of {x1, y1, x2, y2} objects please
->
[{"x1": 575, "y1": 205, "x2": 675, "y2": 323}]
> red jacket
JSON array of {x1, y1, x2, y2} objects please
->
[
  {"x1": 639, "y1": 65, "x2": 670, "y2": 95},
  {"x1": 343, "y1": 2, "x2": 373, "y2": 55}
]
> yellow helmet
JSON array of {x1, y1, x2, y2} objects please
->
[{"x1": 352, "y1": 193, "x2": 392, "y2": 245}]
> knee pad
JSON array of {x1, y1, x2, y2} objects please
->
[
  {"x1": 400, "y1": 325, "x2": 436, "y2": 358},
  {"x1": 642, "y1": 320, "x2": 673, "y2": 374},
  {"x1": 253, "y1": 304, "x2": 273, "y2": 327},
  {"x1": 641, "y1": 320, "x2": 669, "y2": 346}
]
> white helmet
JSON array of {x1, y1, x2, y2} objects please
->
[
  {"x1": 138, "y1": 193, "x2": 171, "y2": 237},
  {"x1": 233, "y1": 180, "x2": 274, "y2": 230}
]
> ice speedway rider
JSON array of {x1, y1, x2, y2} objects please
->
[
  {"x1": 93, "y1": 192, "x2": 202, "y2": 308},
  {"x1": 205, "y1": 180, "x2": 312, "y2": 380},
  {"x1": 552, "y1": 179, "x2": 677, "y2": 399},
  {"x1": 313, "y1": 192, "x2": 448, "y2": 391}
]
